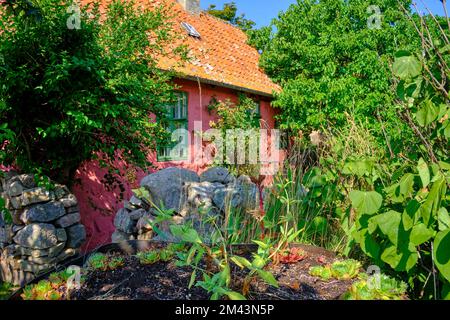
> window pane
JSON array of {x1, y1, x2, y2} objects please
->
[{"x1": 157, "y1": 92, "x2": 188, "y2": 161}]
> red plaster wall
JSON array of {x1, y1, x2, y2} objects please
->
[{"x1": 71, "y1": 79, "x2": 281, "y2": 251}]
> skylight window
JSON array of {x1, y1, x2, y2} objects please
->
[{"x1": 181, "y1": 22, "x2": 201, "y2": 38}]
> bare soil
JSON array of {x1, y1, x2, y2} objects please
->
[{"x1": 72, "y1": 244, "x2": 354, "y2": 300}]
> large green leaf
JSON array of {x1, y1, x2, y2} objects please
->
[
  {"x1": 442, "y1": 282, "x2": 450, "y2": 300},
  {"x1": 434, "y1": 229, "x2": 450, "y2": 282},
  {"x1": 357, "y1": 229, "x2": 381, "y2": 260},
  {"x1": 402, "y1": 200, "x2": 421, "y2": 230},
  {"x1": 384, "y1": 173, "x2": 415, "y2": 203},
  {"x1": 415, "y1": 99, "x2": 439, "y2": 127},
  {"x1": 410, "y1": 223, "x2": 434, "y2": 246},
  {"x1": 438, "y1": 207, "x2": 450, "y2": 231},
  {"x1": 417, "y1": 158, "x2": 430, "y2": 188},
  {"x1": 256, "y1": 269, "x2": 279, "y2": 287},
  {"x1": 381, "y1": 245, "x2": 418, "y2": 272},
  {"x1": 368, "y1": 211, "x2": 401, "y2": 245},
  {"x1": 393, "y1": 55, "x2": 422, "y2": 79},
  {"x1": 169, "y1": 225, "x2": 202, "y2": 244},
  {"x1": 231, "y1": 256, "x2": 252, "y2": 269},
  {"x1": 349, "y1": 190, "x2": 383, "y2": 215},
  {"x1": 342, "y1": 159, "x2": 374, "y2": 177}
]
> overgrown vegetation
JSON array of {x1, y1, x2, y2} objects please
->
[
  {"x1": 0, "y1": 0, "x2": 185, "y2": 184},
  {"x1": 248, "y1": 0, "x2": 450, "y2": 300},
  {"x1": 1, "y1": 0, "x2": 449, "y2": 301}
]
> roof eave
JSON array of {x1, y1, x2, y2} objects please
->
[{"x1": 177, "y1": 74, "x2": 276, "y2": 98}]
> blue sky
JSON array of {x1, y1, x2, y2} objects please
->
[{"x1": 201, "y1": 0, "x2": 448, "y2": 28}]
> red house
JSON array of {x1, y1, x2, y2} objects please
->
[{"x1": 73, "y1": 0, "x2": 282, "y2": 250}]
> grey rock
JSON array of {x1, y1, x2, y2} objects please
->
[
  {"x1": 124, "y1": 201, "x2": 137, "y2": 211},
  {"x1": 13, "y1": 223, "x2": 58, "y2": 249},
  {"x1": 200, "y1": 167, "x2": 235, "y2": 184},
  {"x1": 20, "y1": 187, "x2": 52, "y2": 206},
  {"x1": 53, "y1": 184, "x2": 70, "y2": 200},
  {"x1": 56, "y1": 228, "x2": 67, "y2": 242},
  {"x1": 21, "y1": 202, "x2": 66, "y2": 224},
  {"x1": 10, "y1": 196, "x2": 22, "y2": 209},
  {"x1": 66, "y1": 224, "x2": 86, "y2": 248},
  {"x1": 137, "y1": 231, "x2": 153, "y2": 240},
  {"x1": 27, "y1": 255, "x2": 56, "y2": 265},
  {"x1": 66, "y1": 205, "x2": 79, "y2": 214},
  {"x1": 0, "y1": 225, "x2": 13, "y2": 244},
  {"x1": 7, "y1": 180, "x2": 23, "y2": 197},
  {"x1": 212, "y1": 186, "x2": 242, "y2": 211},
  {"x1": 140, "y1": 168, "x2": 199, "y2": 212},
  {"x1": 48, "y1": 242, "x2": 65, "y2": 258},
  {"x1": 55, "y1": 248, "x2": 79, "y2": 263},
  {"x1": 136, "y1": 213, "x2": 154, "y2": 232},
  {"x1": 13, "y1": 259, "x2": 52, "y2": 273},
  {"x1": 15, "y1": 174, "x2": 36, "y2": 189},
  {"x1": 114, "y1": 208, "x2": 135, "y2": 233},
  {"x1": 12, "y1": 210, "x2": 23, "y2": 225},
  {"x1": 13, "y1": 270, "x2": 35, "y2": 287},
  {"x1": 59, "y1": 194, "x2": 78, "y2": 208},
  {"x1": 30, "y1": 248, "x2": 50, "y2": 258},
  {"x1": 129, "y1": 196, "x2": 144, "y2": 208},
  {"x1": 237, "y1": 175, "x2": 252, "y2": 185},
  {"x1": 238, "y1": 182, "x2": 260, "y2": 210},
  {"x1": 179, "y1": 181, "x2": 220, "y2": 216},
  {"x1": 4, "y1": 245, "x2": 49, "y2": 258},
  {"x1": 129, "y1": 208, "x2": 146, "y2": 221},
  {"x1": 54, "y1": 212, "x2": 80, "y2": 228},
  {"x1": 111, "y1": 230, "x2": 132, "y2": 243},
  {"x1": 12, "y1": 225, "x2": 24, "y2": 233}
]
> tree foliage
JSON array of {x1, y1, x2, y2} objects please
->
[
  {"x1": 206, "y1": 1, "x2": 255, "y2": 31},
  {"x1": 256, "y1": 0, "x2": 425, "y2": 151},
  {"x1": 0, "y1": 0, "x2": 185, "y2": 183}
]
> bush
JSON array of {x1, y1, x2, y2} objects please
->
[{"x1": 0, "y1": 0, "x2": 185, "y2": 184}]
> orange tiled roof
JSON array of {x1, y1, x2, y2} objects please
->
[{"x1": 83, "y1": 0, "x2": 280, "y2": 96}]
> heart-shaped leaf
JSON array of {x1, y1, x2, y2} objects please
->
[
  {"x1": 349, "y1": 190, "x2": 383, "y2": 215},
  {"x1": 393, "y1": 55, "x2": 422, "y2": 79}
]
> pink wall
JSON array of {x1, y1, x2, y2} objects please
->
[{"x1": 72, "y1": 79, "x2": 280, "y2": 251}]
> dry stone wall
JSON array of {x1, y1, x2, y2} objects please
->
[
  {"x1": 111, "y1": 167, "x2": 260, "y2": 243},
  {"x1": 0, "y1": 171, "x2": 86, "y2": 286}
]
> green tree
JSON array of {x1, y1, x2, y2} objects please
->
[
  {"x1": 206, "y1": 2, "x2": 255, "y2": 31},
  {"x1": 257, "y1": 0, "x2": 422, "y2": 153},
  {"x1": 0, "y1": 0, "x2": 185, "y2": 183}
]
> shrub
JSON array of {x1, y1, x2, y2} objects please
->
[{"x1": 0, "y1": 0, "x2": 185, "y2": 184}]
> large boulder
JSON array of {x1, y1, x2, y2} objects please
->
[
  {"x1": 114, "y1": 208, "x2": 135, "y2": 233},
  {"x1": 140, "y1": 168, "x2": 199, "y2": 212},
  {"x1": 20, "y1": 202, "x2": 66, "y2": 224},
  {"x1": 65, "y1": 224, "x2": 86, "y2": 248},
  {"x1": 179, "y1": 181, "x2": 222, "y2": 216},
  {"x1": 200, "y1": 167, "x2": 235, "y2": 184},
  {"x1": 13, "y1": 223, "x2": 58, "y2": 249}
]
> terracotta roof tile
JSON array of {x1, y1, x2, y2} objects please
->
[{"x1": 82, "y1": 0, "x2": 280, "y2": 96}]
